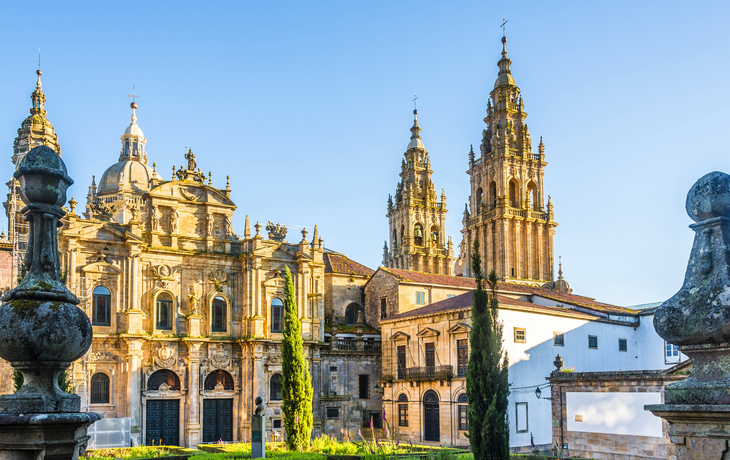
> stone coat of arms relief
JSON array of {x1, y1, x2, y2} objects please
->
[{"x1": 154, "y1": 342, "x2": 177, "y2": 369}]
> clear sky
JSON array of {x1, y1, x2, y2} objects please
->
[{"x1": 1, "y1": 1, "x2": 728, "y2": 307}]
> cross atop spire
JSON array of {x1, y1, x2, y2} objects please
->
[{"x1": 501, "y1": 17, "x2": 508, "y2": 38}]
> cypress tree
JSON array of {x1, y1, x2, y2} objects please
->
[
  {"x1": 281, "y1": 266, "x2": 313, "y2": 451},
  {"x1": 466, "y1": 239, "x2": 510, "y2": 459}
]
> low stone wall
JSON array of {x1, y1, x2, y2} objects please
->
[{"x1": 549, "y1": 369, "x2": 687, "y2": 460}]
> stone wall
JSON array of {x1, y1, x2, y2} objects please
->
[
  {"x1": 324, "y1": 272, "x2": 368, "y2": 324},
  {"x1": 364, "y1": 270, "x2": 401, "y2": 328},
  {"x1": 549, "y1": 370, "x2": 686, "y2": 460}
]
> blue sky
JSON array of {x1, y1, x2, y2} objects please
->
[{"x1": 1, "y1": 1, "x2": 728, "y2": 306}]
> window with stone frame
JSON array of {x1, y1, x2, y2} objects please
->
[
  {"x1": 457, "y1": 339, "x2": 468, "y2": 376},
  {"x1": 516, "y1": 402, "x2": 528, "y2": 433},
  {"x1": 271, "y1": 298, "x2": 284, "y2": 333},
  {"x1": 398, "y1": 393, "x2": 408, "y2": 427},
  {"x1": 212, "y1": 296, "x2": 227, "y2": 332},
  {"x1": 397, "y1": 345, "x2": 406, "y2": 379},
  {"x1": 92, "y1": 286, "x2": 111, "y2": 327},
  {"x1": 359, "y1": 375, "x2": 369, "y2": 399},
  {"x1": 90, "y1": 372, "x2": 110, "y2": 404},
  {"x1": 458, "y1": 394, "x2": 468, "y2": 430},
  {"x1": 270, "y1": 373, "x2": 282, "y2": 401},
  {"x1": 554, "y1": 332, "x2": 564, "y2": 347},
  {"x1": 326, "y1": 407, "x2": 340, "y2": 419},
  {"x1": 156, "y1": 293, "x2": 173, "y2": 330},
  {"x1": 588, "y1": 335, "x2": 598, "y2": 349},
  {"x1": 618, "y1": 338, "x2": 628, "y2": 352},
  {"x1": 514, "y1": 327, "x2": 526, "y2": 343},
  {"x1": 380, "y1": 297, "x2": 387, "y2": 319},
  {"x1": 416, "y1": 291, "x2": 425, "y2": 305},
  {"x1": 425, "y1": 342, "x2": 435, "y2": 368},
  {"x1": 665, "y1": 342, "x2": 680, "y2": 364}
]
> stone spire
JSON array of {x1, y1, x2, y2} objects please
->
[
  {"x1": 119, "y1": 101, "x2": 148, "y2": 164},
  {"x1": 407, "y1": 108, "x2": 424, "y2": 151},
  {"x1": 244, "y1": 214, "x2": 251, "y2": 238},
  {"x1": 11, "y1": 69, "x2": 61, "y2": 168}
]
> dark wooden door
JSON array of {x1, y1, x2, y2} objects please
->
[
  {"x1": 423, "y1": 391, "x2": 439, "y2": 442},
  {"x1": 146, "y1": 399, "x2": 179, "y2": 446},
  {"x1": 203, "y1": 399, "x2": 234, "y2": 443}
]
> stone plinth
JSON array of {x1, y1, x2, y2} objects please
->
[
  {"x1": 0, "y1": 412, "x2": 102, "y2": 460},
  {"x1": 251, "y1": 415, "x2": 265, "y2": 458},
  {"x1": 645, "y1": 404, "x2": 730, "y2": 460}
]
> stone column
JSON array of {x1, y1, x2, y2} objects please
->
[
  {"x1": 537, "y1": 225, "x2": 544, "y2": 281},
  {"x1": 646, "y1": 172, "x2": 730, "y2": 459},
  {"x1": 186, "y1": 341, "x2": 204, "y2": 447},
  {"x1": 125, "y1": 337, "x2": 145, "y2": 446}
]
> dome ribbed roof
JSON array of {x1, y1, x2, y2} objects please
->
[{"x1": 97, "y1": 160, "x2": 154, "y2": 195}]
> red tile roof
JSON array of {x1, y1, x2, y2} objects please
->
[
  {"x1": 377, "y1": 267, "x2": 639, "y2": 315},
  {"x1": 324, "y1": 252, "x2": 375, "y2": 276},
  {"x1": 383, "y1": 291, "x2": 599, "y2": 322}
]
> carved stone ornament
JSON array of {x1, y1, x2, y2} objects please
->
[
  {"x1": 179, "y1": 187, "x2": 201, "y2": 201},
  {"x1": 209, "y1": 343, "x2": 231, "y2": 369},
  {"x1": 91, "y1": 351, "x2": 118, "y2": 363},
  {"x1": 154, "y1": 264, "x2": 173, "y2": 278},
  {"x1": 155, "y1": 342, "x2": 177, "y2": 368},
  {"x1": 210, "y1": 268, "x2": 228, "y2": 283},
  {"x1": 266, "y1": 221, "x2": 287, "y2": 241}
]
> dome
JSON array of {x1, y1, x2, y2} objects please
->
[
  {"x1": 554, "y1": 278, "x2": 571, "y2": 294},
  {"x1": 494, "y1": 72, "x2": 515, "y2": 89},
  {"x1": 97, "y1": 160, "x2": 154, "y2": 195},
  {"x1": 124, "y1": 122, "x2": 144, "y2": 137},
  {"x1": 407, "y1": 137, "x2": 425, "y2": 150}
]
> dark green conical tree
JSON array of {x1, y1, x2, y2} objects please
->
[
  {"x1": 281, "y1": 266, "x2": 313, "y2": 451},
  {"x1": 466, "y1": 238, "x2": 510, "y2": 459}
]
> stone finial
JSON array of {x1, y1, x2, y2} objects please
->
[
  {"x1": 68, "y1": 197, "x2": 77, "y2": 214},
  {"x1": 654, "y1": 171, "x2": 730, "y2": 405},
  {"x1": 244, "y1": 214, "x2": 251, "y2": 238},
  {"x1": 0, "y1": 146, "x2": 92, "y2": 414},
  {"x1": 301, "y1": 228, "x2": 308, "y2": 243},
  {"x1": 254, "y1": 221, "x2": 261, "y2": 237}
]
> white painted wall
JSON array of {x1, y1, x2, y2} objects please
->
[
  {"x1": 566, "y1": 392, "x2": 663, "y2": 437},
  {"x1": 499, "y1": 307, "x2": 684, "y2": 448}
]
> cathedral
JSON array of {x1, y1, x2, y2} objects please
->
[{"x1": 0, "y1": 35, "x2": 576, "y2": 450}]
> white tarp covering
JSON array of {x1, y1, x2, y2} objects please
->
[
  {"x1": 566, "y1": 392, "x2": 662, "y2": 437},
  {"x1": 88, "y1": 417, "x2": 131, "y2": 448}
]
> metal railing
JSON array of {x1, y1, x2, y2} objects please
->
[
  {"x1": 404, "y1": 365, "x2": 453, "y2": 381},
  {"x1": 332, "y1": 339, "x2": 381, "y2": 353}
]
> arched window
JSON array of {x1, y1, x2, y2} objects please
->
[
  {"x1": 392, "y1": 229, "x2": 397, "y2": 247},
  {"x1": 458, "y1": 393, "x2": 468, "y2": 430},
  {"x1": 414, "y1": 224, "x2": 424, "y2": 247},
  {"x1": 489, "y1": 182, "x2": 497, "y2": 209},
  {"x1": 400, "y1": 225, "x2": 405, "y2": 242},
  {"x1": 92, "y1": 286, "x2": 111, "y2": 326},
  {"x1": 270, "y1": 373, "x2": 282, "y2": 401},
  {"x1": 212, "y1": 296, "x2": 227, "y2": 333},
  {"x1": 475, "y1": 187, "x2": 483, "y2": 212},
  {"x1": 147, "y1": 369, "x2": 180, "y2": 391},
  {"x1": 345, "y1": 303, "x2": 363, "y2": 325},
  {"x1": 527, "y1": 182, "x2": 537, "y2": 210},
  {"x1": 204, "y1": 370, "x2": 234, "y2": 390},
  {"x1": 156, "y1": 292, "x2": 173, "y2": 330},
  {"x1": 509, "y1": 180, "x2": 518, "y2": 208},
  {"x1": 271, "y1": 298, "x2": 284, "y2": 333},
  {"x1": 398, "y1": 393, "x2": 408, "y2": 427},
  {"x1": 430, "y1": 226, "x2": 439, "y2": 245},
  {"x1": 90, "y1": 373, "x2": 110, "y2": 404}
]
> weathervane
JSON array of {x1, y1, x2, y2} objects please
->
[
  {"x1": 413, "y1": 93, "x2": 418, "y2": 111},
  {"x1": 501, "y1": 17, "x2": 508, "y2": 37},
  {"x1": 127, "y1": 84, "x2": 140, "y2": 104}
]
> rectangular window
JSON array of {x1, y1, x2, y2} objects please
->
[
  {"x1": 212, "y1": 303, "x2": 226, "y2": 332},
  {"x1": 381, "y1": 298, "x2": 387, "y2": 319},
  {"x1": 329, "y1": 366, "x2": 338, "y2": 372},
  {"x1": 447, "y1": 294, "x2": 455, "y2": 299},
  {"x1": 425, "y1": 342, "x2": 435, "y2": 368},
  {"x1": 398, "y1": 403, "x2": 408, "y2": 427},
  {"x1": 516, "y1": 402, "x2": 528, "y2": 433},
  {"x1": 457, "y1": 339, "x2": 468, "y2": 377},
  {"x1": 554, "y1": 332, "x2": 564, "y2": 347},
  {"x1": 359, "y1": 375, "x2": 369, "y2": 399},
  {"x1": 397, "y1": 346, "x2": 406, "y2": 379},
  {"x1": 514, "y1": 328, "x2": 526, "y2": 343},
  {"x1": 93, "y1": 294, "x2": 111, "y2": 327},
  {"x1": 156, "y1": 299, "x2": 172, "y2": 330},
  {"x1": 619, "y1": 338, "x2": 628, "y2": 352},
  {"x1": 271, "y1": 301, "x2": 283, "y2": 333},
  {"x1": 326, "y1": 408, "x2": 339, "y2": 419},
  {"x1": 665, "y1": 342, "x2": 680, "y2": 364},
  {"x1": 363, "y1": 411, "x2": 382, "y2": 428},
  {"x1": 273, "y1": 419, "x2": 282, "y2": 429},
  {"x1": 458, "y1": 311, "x2": 464, "y2": 319},
  {"x1": 458, "y1": 405, "x2": 468, "y2": 431},
  {"x1": 588, "y1": 335, "x2": 598, "y2": 349},
  {"x1": 416, "y1": 291, "x2": 426, "y2": 305}
]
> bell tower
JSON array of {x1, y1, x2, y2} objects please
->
[
  {"x1": 383, "y1": 108, "x2": 454, "y2": 275},
  {"x1": 458, "y1": 36, "x2": 557, "y2": 285}
]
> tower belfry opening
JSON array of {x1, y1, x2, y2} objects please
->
[{"x1": 457, "y1": 35, "x2": 558, "y2": 286}]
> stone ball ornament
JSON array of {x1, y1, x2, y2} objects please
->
[
  {"x1": 654, "y1": 171, "x2": 730, "y2": 405},
  {"x1": 0, "y1": 145, "x2": 93, "y2": 414}
]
